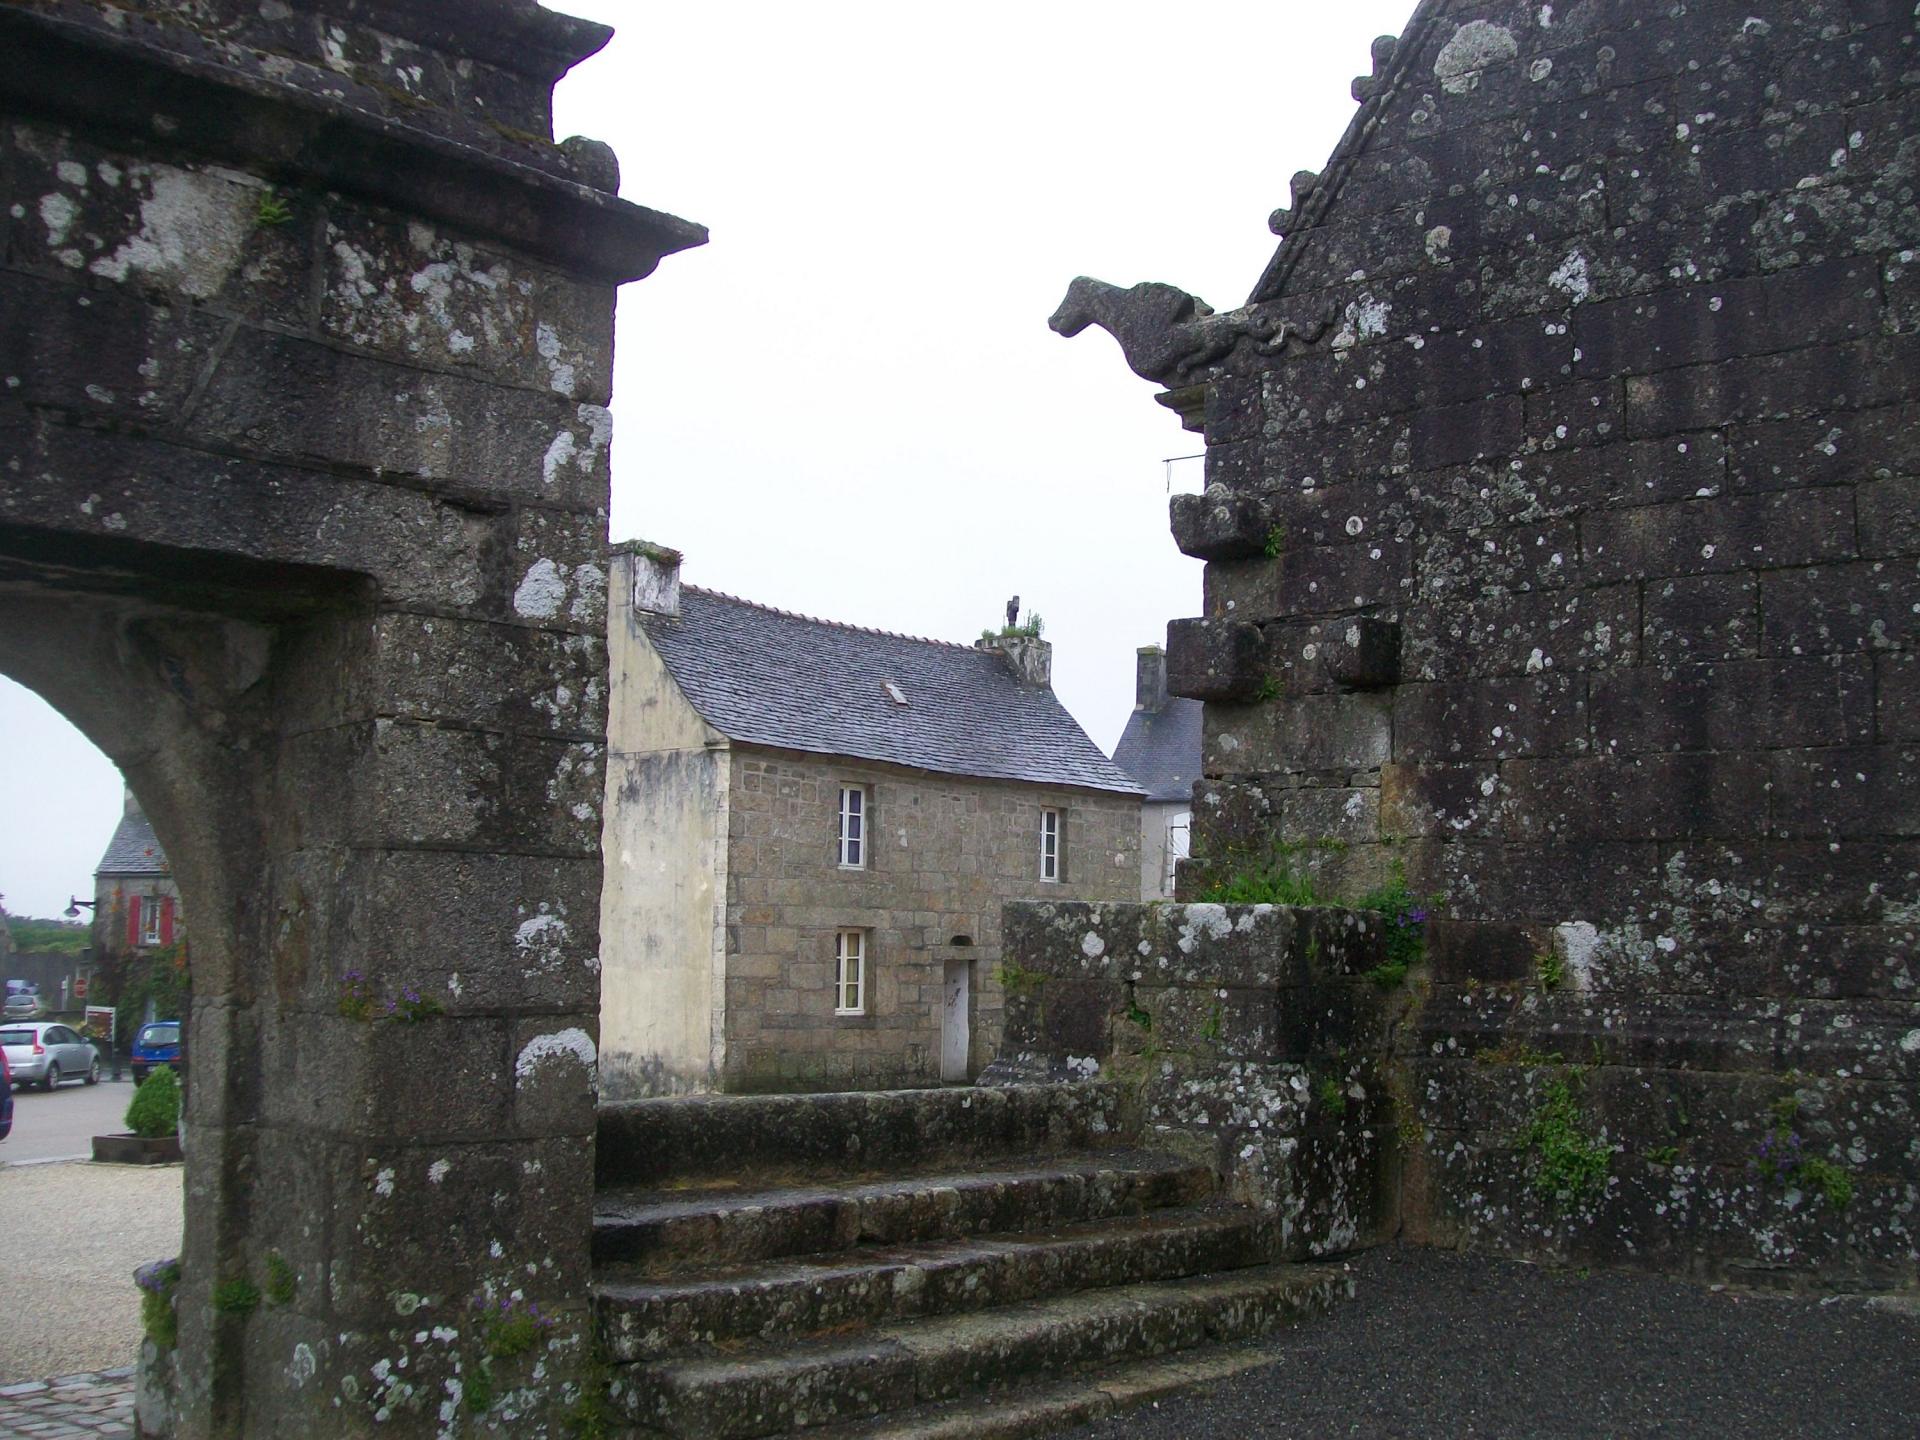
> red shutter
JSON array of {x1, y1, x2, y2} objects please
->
[
  {"x1": 127, "y1": 896, "x2": 141, "y2": 947},
  {"x1": 160, "y1": 896, "x2": 175, "y2": 946}
]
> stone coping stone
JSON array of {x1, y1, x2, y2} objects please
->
[{"x1": 597, "y1": 1082, "x2": 1133, "y2": 1188}]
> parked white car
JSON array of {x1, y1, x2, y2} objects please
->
[
  {"x1": 0, "y1": 1022, "x2": 100, "y2": 1090},
  {"x1": 2, "y1": 992, "x2": 44, "y2": 1020}
]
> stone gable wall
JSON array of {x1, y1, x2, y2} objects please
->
[
  {"x1": 1157, "y1": 0, "x2": 1918, "y2": 1285},
  {"x1": 722, "y1": 749, "x2": 1140, "y2": 1091}
]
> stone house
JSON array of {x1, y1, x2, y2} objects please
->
[
  {"x1": 599, "y1": 541, "x2": 1143, "y2": 1099},
  {"x1": 93, "y1": 786, "x2": 183, "y2": 975},
  {"x1": 1110, "y1": 644, "x2": 1202, "y2": 899}
]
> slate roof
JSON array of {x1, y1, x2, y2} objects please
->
[
  {"x1": 96, "y1": 811, "x2": 170, "y2": 877},
  {"x1": 642, "y1": 589, "x2": 1141, "y2": 795},
  {"x1": 1112, "y1": 697, "x2": 1204, "y2": 804}
]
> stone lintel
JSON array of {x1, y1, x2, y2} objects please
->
[{"x1": 0, "y1": 5, "x2": 707, "y2": 284}]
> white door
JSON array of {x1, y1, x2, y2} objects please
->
[{"x1": 941, "y1": 958, "x2": 970, "y2": 1082}]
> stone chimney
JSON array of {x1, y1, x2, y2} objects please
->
[
  {"x1": 1135, "y1": 645, "x2": 1168, "y2": 712},
  {"x1": 614, "y1": 538, "x2": 682, "y2": 618},
  {"x1": 992, "y1": 634, "x2": 1052, "y2": 687},
  {"x1": 975, "y1": 600, "x2": 1053, "y2": 686}
]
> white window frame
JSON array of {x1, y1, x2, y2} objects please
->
[
  {"x1": 834, "y1": 929, "x2": 867, "y2": 1016},
  {"x1": 1040, "y1": 808, "x2": 1061, "y2": 883},
  {"x1": 1164, "y1": 811, "x2": 1192, "y2": 894},
  {"x1": 837, "y1": 785, "x2": 867, "y2": 870},
  {"x1": 141, "y1": 895, "x2": 163, "y2": 946}
]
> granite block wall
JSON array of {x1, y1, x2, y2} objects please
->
[
  {"x1": 0, "y1": 1, "x2": 702, "y2": 1430},
  {"x1": 1066, "y1": 0, "x2": 1918, "y2": 1286}
]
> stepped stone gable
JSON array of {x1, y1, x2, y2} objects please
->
[
  {"x1": 1053, "y1": 0, "x2": 1919, "y2": 1286},
  {"x1": 0, "y1": 1, "x2": 701, "y2": 1433}
]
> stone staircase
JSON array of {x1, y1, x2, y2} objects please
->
[{"x1": 592, "y1": 1083, "x2": 1349, "y2": 1439}]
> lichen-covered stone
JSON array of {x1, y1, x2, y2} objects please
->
[
  {"x1": 0, "y1": 2, "x2": 702, "y2": 1433},
  {"x1": 1051, "y1": 1, "x2": 1920, "y2": 1288}
]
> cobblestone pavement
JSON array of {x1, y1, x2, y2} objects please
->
[{"x1": 0, "y1": 1369, "x2": 133, "y2": 1439}]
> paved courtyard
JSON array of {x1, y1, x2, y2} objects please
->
[
  {"x1": 3, "y1": 1243, "x2": 1914, "y2": 1439},
  {"x1": 0, "y1": 1160, "x2": 181, "y2": 1386},
  {"x1": 0, "y1": 1371, "x2": 134, "y2": 1438}
]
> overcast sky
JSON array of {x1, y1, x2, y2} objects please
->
[{"x1": 0, "y1": 0, "x2": 1415, "y2": 920}]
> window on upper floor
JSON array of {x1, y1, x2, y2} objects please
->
[
  {"x1": 1165, "y1": 811, "x2": 1192, "y2": 894},
  {"x1": 838, "y1": 785, "x2": 867, "y2": 869},
  {"x1": 1040, "y1": 808, "x2": 1062, "y2": 883},
  {"x1": 835, "y1": 929, "x2": 867, "y2": 1015},
  {"x1": 141, "y1": 896, "x2": 163, "y2": 946}
]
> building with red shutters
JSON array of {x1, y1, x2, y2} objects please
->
[{"x1": 92, "y1": 786, "x2": 184, "y2": 986}]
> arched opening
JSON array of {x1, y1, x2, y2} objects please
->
[
  {"x1": 0, "y1": 534, "x2": 375, "y2": 1425},
  {"x1": 0, "y1": 676, "x2": 186, "y2": 1381}
]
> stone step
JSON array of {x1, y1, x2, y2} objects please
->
[
  {"x1": 596, "y1": 1205, "x2": 1272, "y2": 1360},
  {"x1": 596, "y1": 1082, "x2": 1133, "y2": 1189},
  {"x1": 607, "y1": 1263, "x2": 1348, "y2": 1440},
  {"x1": 804, "y1": 1332, "x2": 1330, "y2": 1440},
  {"x1": 593, "y1": 1151, "x2": 1214, "y2": 1274}
]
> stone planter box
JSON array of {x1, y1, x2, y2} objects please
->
[{"x1": 92, "y1": 1132, "x2": 182, "y2": 1165}]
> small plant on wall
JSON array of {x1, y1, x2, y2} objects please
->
[
  {"x1": 1750, "y1": 1092, "x2": 1853, "y2": 1209},
  {"x1": 1520, "y1": 1073, "x2": 1611, "y2": 1211},
  {"x1": 136, "y1": 1259, "x2": 181, "y2": 1349}
]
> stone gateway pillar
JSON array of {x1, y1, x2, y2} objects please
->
[{"x1": 0, "y1": 2, "x2": 703, "y2": 1433}]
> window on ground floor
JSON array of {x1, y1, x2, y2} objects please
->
[{"x1": 835, "y1": 928, "x2": 867, "y2": 1015}]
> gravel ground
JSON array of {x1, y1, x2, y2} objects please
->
[
  {"x1": 1055, "y1": 1245, "x2": 1920, "y2": 1439},
  {"x1": 0, "y1": 1162, "x2": 181, "y2": 1383}
]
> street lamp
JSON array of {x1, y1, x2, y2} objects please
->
[{"x1": 63, "y1": 897, "x2": 96, "y2": 918}]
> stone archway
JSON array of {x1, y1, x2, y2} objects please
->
[{"x1": 0, "y1": 3, "x2": 702, "y2": 1433}]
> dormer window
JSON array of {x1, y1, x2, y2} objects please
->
[
  {"x1": 838, "y1": 785, "x2": 867, "y2": 869},
  {"x1": 883, "y1": 681, "x2": 908, "y2": 706}
]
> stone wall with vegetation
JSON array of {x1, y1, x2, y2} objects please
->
[
  {"x1": 722, "y1": 750, "x2": 1140, "y2": 1091},
  {"x1": 988, "y1": 900, "x2": 1404, "y2": 1260},
  {"x1": 1066, "y1": 1, "x2": 1919, "y2": 1287}
]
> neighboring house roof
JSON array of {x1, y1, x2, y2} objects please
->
[
  {"x1": 96, "y1": 811, "x2": 170, "y2": 877},
  {"x1": 642, "y1": 588, "x2": 1142, "y2": 795},
  {"x1": 1112, "y1": 698, "x2": 1203, "y2": 804}
]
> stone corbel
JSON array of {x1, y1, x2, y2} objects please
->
[{"x1": 1166, "y1": 617, "x2": 1267, "y2": 703}]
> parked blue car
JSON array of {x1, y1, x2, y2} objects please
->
[
  {"x1": 1, "y1": 1047, "x2": 12, "y2": 1140},
  {"x1": 130, "y1": 1021, "x2": 183, "y2": 1084}
]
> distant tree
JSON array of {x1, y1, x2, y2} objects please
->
[{"x1": 6, "y1": 917, "x2": 91, "y2": 955}]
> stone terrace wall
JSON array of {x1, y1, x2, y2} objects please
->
[
  {"x1": 989, "y1": 900, "x2": 1399, "y2": 1261},
  {"x1": 1155, "y1": 1, "x2": 1918, "y2": 1286}
]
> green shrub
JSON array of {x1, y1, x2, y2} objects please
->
[{"x1": 125, "y1": 1065, "x2": 181, "y2": 1139}]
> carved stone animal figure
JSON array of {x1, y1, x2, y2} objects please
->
[{"x1": 1047, "y1": 276, "x2": 1242, "y2": 386}]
